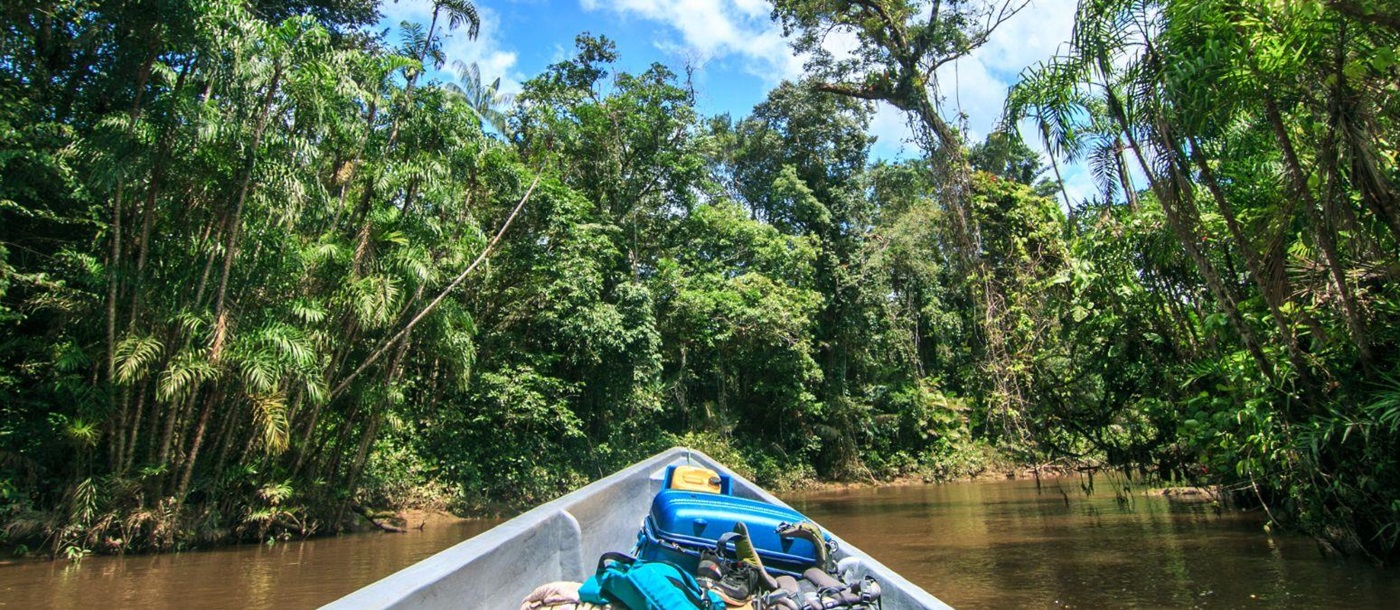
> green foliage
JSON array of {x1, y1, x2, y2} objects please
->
[
  {"x1": 969, "y1": 131, "x2": 1059, "y2": 198},
  {"x1": 1, "y1": 0, "x2": 1397, "y2": 564},
  {"x1": 1001, "y1": 0, "x2": 1400, "y2": 560}
]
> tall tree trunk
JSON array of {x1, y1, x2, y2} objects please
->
[
  {"x1": 112, "y1": 392, "x2": 130, "y2": 471},
  {"x1": 211, "y1": 391, "x2": 243, "y2": 476},
  {"x1": 191, "y1": 219, "x2": 223, "y2": 310},
  {"x1": 128, "y1": 55, "x2": 195, "y2": 329},
  {"x1": 1160, "y1": 134, "x2": 1277, "y2": 382},
  {"x1": 336, "y1": 334, "x2": 412, "y2": 525},
  {"x1": 122, "y1": 381, "x2": 149, "y2": 473},
  {"x1": 174, "y1": 390, "x2": 221, "y2": 504},
  {"x1": 1041, "y1": 122, "x2": 1074, "y2": 213},
  {"x1": 157, "y1": 390, "x2": 196, "y2": 468},
  {"x1": 106, "y1": 46, "x2": 159, "y2": 469},
  {"x1": 1259, "y1": 88, "x2": 1372, "y2": 368},
  {"x1": 1186, "y1": 138, "x2": 1316, "y2": 387},
  {"x1": 334, "y1": 410, "x2": 383, "y2": 528},
  {"x1": 332, "y1": 101, "x2": 377, "y2": 232},
  {"x1": 291, "y1": 395, "x2": 327, "y2": 477},
  {"x1": 211, "y1": 65, "x2": 283, "y2": 360},
  {"x1": 115, "y1": 55, "x2": 193, "y2": 471},
  {"x1": 1106, "y1": 88, "x2": 1276, "y2": 381},
  {"x1": 1106, "y1": 79, "x2": 1275, "y2": 378},
  {"x1": 1115, "y1": 137, "x2": 1138, "y2": 210},
  {"x1": 105, "y1": 173, "x2": 127, "y2": 469}
]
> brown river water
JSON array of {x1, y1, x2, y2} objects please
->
[{"x1": 1, "y1": 477, "x2": 1396, "y2": 609}]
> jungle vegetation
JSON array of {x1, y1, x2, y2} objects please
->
[{"x1": 1, "y1": 0, "x2": 1397, "y2": 562}]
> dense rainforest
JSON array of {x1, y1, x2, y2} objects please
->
[{"x1": 1, "y1": 0, "x2": 1397, "y2": 562}]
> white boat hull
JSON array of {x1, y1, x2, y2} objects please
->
[{"x1": 324, "y1": 447, "x2": 954, "y2": 610}]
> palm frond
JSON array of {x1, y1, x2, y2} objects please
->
[
  {"x1": 250, "y1": 392, "x2": 290, "y2": 455},
  {"x1": 1088, "y1": 139, "x2": 1123, "y2": 204},
  {"x1": 440, "y1": 0, "x2": 481, "y2": 40},
  {"x1": 157, "y1": 349, "x2": 217, "y2": 403},
  {"x1": 114, "y1": 334, "x2": 165, "y2": 386}
]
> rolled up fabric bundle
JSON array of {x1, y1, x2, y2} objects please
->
[{"x1": 519, "y1": 581, "x2": 608, "y2": 610}]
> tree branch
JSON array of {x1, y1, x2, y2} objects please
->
[
  {"x1": 328, "y1": 174, "x2": 542, "y2": 400},
  {"x1": 811, "y1": 81, "x2": 899, "y2": 105}
]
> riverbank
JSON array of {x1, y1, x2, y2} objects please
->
[
  {"x1": 795, "y1": 462, "x2": 1228, "y2": 509},
  {"x1": 792, "y1": 457, "x2": 1094, "y2": 493},
  {"x1": 2, "y1": 437, "x2": 1208, "y2": 562}
]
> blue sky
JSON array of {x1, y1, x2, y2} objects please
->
[{"x1": 378, "y1": 0, "x2": 1095, "y2": 202}]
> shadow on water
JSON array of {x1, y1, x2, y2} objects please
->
[{"x1": 783, "y1": 478, "x2": 1400, "y2": 609}]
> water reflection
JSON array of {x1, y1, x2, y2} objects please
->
[
  {"x1": 783, "y1": 478, "x2": 1399, "y2": 609},
  {"x1": 0, "y1": 518, "x2": 501, "y2": 609}
]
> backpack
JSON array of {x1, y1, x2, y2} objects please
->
[{"x1": 578, "y1": 552, "x2": 726, "y2": 610}]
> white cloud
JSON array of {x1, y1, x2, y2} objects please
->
[
  {"x1": 580, "y1": 0, "x2": 804, "y2": 84},
  {"x1": 869, "y1": 103, "x2": 915, "y2": 160},
  {"x1": 931, "y1": 0, "x2": 1078, "y2": 142},
  {"x1": 934, "y1": 54, "x2": 1009, "y2": 141},
  {"x1": 379, "y1": 0, "x2": 524, "y2": 94},
  {"x1": 979, "y1": 0, "x2": 1079, "y2": 74}
]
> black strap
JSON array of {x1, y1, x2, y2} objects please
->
[
  {"x1": 596, "y1": 551, "x2": 637, "y2": 572},
  {"x1": 714, "y1": 532, "x2": 742, "y2": 557}
]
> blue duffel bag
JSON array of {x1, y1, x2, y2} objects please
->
[{"x1": 578, "y1": 552, "x2": 725, "y2": 610}]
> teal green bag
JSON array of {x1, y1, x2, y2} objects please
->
[{"x1": 578, "y1": 552, "x2": 725, "y2": 610}]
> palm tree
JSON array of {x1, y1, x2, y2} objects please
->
[
  {"x1": 397, "y1": 0, "x2": 480, "y2": 78},
  {"x1": 1003, "y1": 56, "x2": 1092, "y2": 211},
  {"x1": 1008, "y1": 0, "x2": 1286, "y2": 382},
  {"x1": 447, "y1": 60, "x2": 514, "y2": 137}
]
